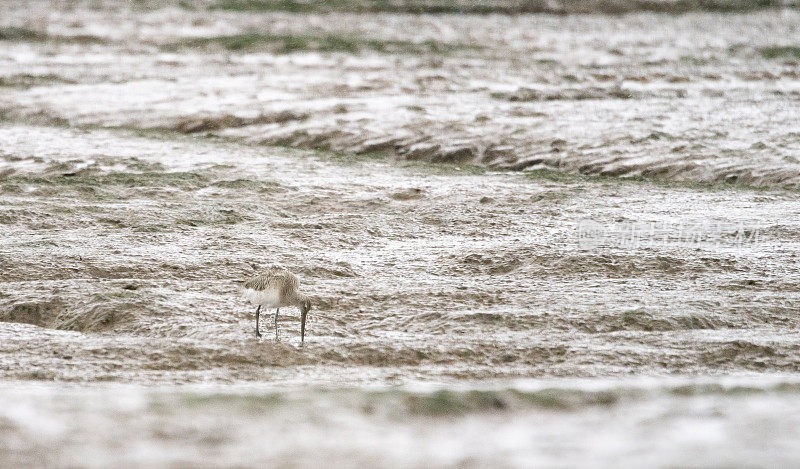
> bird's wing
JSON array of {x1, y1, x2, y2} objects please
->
[
  {"x1": 243, "y1": 267, "x2": 299, "y2": 292},
  {"x1": 243, "y1": 274, "x2": 268, "y2": 291}
]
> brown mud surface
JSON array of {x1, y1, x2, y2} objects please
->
[
  {"x1": 1, "y1": 124, "x2": 799, "y2": 383},
  {"x1": 2, "y1": 2, "x2": 800, "y2": 186}
]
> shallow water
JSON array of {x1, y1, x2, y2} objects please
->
[
  {"x1": 3, "y1": 377, "x2": 800, "y2": 468},
  {"x1": 2, "y1": 3, "x2": 800, "y2": 185},
  {"x1": 2, "y1": 124, "x2": 799, "y2": 384}
]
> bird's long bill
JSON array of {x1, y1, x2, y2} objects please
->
[{"x1": 300, "y1": 310, "x2": 307, "y2": 343}]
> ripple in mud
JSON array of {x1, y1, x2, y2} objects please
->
[
  {"x1": 539, "y1": 253, "x2": 736, "y2": 277},
  {"x1": 297, "y1": 263, "x2": 358, "y2": 278},
  {"x1": 0, "y1": 299, "x2": 64, "y2": 328},
  {"x1": 700, "y1": 340, "x2": 789, "y2": 370},
  {"x1": 170, "y1": 110, "x2": 309, "y2": 134},
  {"x1": 57, "y1": 303, "x2": 136, "y2": 333},
  {"x1": 459, "y1": 253, "x2": 522, "y2": 274},
  {"x1": 390, "y1": 187, "x2": 424, "y2": 200},
  {"x1": 598, "y1": 309, "x2": 725, "y2": 333},
  {"x1": 0, "y1": 297, "x2": 139, "y2": 332},
  {"x1": 453, "y1": 250, "x2": 736, "y2": 279}
]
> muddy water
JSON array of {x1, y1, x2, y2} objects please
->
[
  {"x1": 2, "y1": 1, "x2": 800, "y2": 466},
  {"x1": 3, "y1": 378, "x2": 800, "y2": 468},
  {"x1": 2, "y1": 4, "x2": 800, "y2": 185},
  {"x1": 2, "y1": 124, "x2": 799, "y2": 383},
  {"x1": 1, "y1": 122, "x2": 799, "y2": 465}
]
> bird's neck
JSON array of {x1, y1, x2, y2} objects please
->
[{"x1": 288, "y1": 291, "x2": 308, "y2": 307}]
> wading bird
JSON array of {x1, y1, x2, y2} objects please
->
[{"x1": 243, "y1": 266, "x2": 312, "y2": 343}]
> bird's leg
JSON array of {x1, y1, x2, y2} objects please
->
[
  {"x1": 274, "y1": 308, "x2": 279, "y2": 340},
  {"x1": 300, "y1": 310, "x2": 307, "y2": 345},
  {"x1": 255, "y1": 305, "x2": 262, "y2": 338}
]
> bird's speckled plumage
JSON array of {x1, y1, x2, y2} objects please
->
[
  {"x1": 243, "y1": 266, "x2": 312, "y2": 342},
  {"x1": 243, "y1": 266, "x2": 301, "y2": 307}
]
